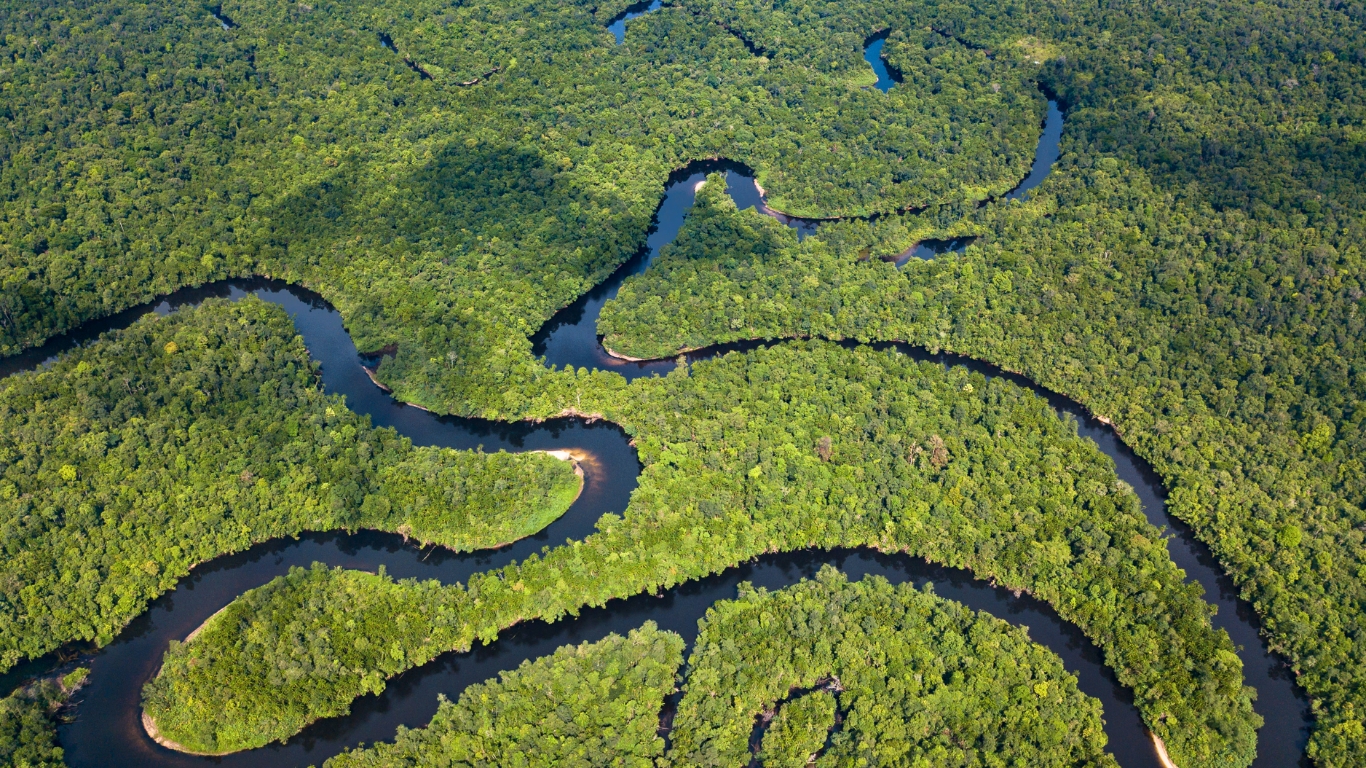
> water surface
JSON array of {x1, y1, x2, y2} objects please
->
[
  {"x1": 891, "y1": 236, "x2": 975, "y2": 267},
  {"x1": 607, "y1": 0, "x2": 662, "y2": 44},
  {"x1": 1005, "y1": 99, "x2": 1064, "y2": 201},
  {"x1": 209, "y1": 5, "x2": 235, "y2": 29},
  {"x1": 0, "y1": 86, "x2": 1308, "y2": 766},
  {"x1": 863, "y1": 30, "x2": 895, "y2": 92}
]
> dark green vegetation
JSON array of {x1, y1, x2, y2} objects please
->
[
  {"x1": 371, "y1": 446, "x2": 581, "y2": 551},
  {"x1": 144, "y1": 565, "x2": 473, "y2": 754},
  {"x1": 0, "y1": 669, "x2": 86, "y2": 768},
  {"x1": 0, "y1": 0, "x2": 1040, "y2": 372},
  {"x1": 585, "y1": 1, "x2": 1366, "y2": 762},
  {"x1": 7, "y1": 0, "x2": 1366, "y2": 760},
  {"x1": 0, "y1": 299, "x2": 580, "y2": 673},
  {"x1": 395, "y1": 25, "x2": 1366, "y2": 766},
  {"x1": 670, "y1": 568, "x2": 1115, "y2": 767},
  {"x1": 211, "y1": 570, "x2": 1114, "y2": 767},
  {"x1": 326, "y1": 623, "x2": 682, "y2": 767},
  {"x1": 147, "y1": 343, "x2": 1256, "y2": 764},
  {"x1": 598, "y1": 171, "x2": 813, "y2": 357}
]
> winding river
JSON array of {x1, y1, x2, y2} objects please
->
[
  {"x1": 2, "y1": 91, "x2": 1310, "y2": 768},
  {"x1": 863, "y1": 30, "x2": 896, "y2": 93},
  {"x1": 607, "y1": 0, "x2": 663, "y2": 44}
]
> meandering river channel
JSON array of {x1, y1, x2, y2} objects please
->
[
  {"x1": 1, "y1": 93, "x2": 1309, "y2": 767},
  {"x1": 607, "y1": 0, "x2": 663, "y2": 44}
]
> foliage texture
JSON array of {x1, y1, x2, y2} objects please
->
[{"x1": 0, "y1": 300, "x2": 579, "y2": 671}]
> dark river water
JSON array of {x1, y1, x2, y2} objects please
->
[
  {"x1": 0, "y1": 92, "x2": 1309, "y2": 767},
  {"x1": 208, "y1": 6, "x2": 235, "y2": 30},
  {"x1": 1006, "y1": 98, "x2": 1065, "y2": 202}
]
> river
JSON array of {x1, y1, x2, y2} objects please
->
[
  {"x1": 0, "y1": 88, "x2": 1309, "y2": 767},
  {"x1": 607, "y1": 0, "x2": 663, "y2": 44}
]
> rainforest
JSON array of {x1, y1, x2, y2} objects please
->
[{"x1": 1, "y1": 0, "x2": 1364, "y2": 765}]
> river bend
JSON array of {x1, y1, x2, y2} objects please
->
[{"x1": 0, "y1": 95, "x2": 1309, "y2": 767}]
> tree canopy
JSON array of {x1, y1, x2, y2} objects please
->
[
  {"x1": 146, "y1": 342, "x2": 1256, "y2": 764},
  {"x1": 0, "y1": 299, "x2": 579, "y2": 672},
  {"x1": 5, "y1": 0, "x2": 1366, "y2": 761},
  {"x1": 321, "y1": 570, "x2": 1115, "y2": 768}
]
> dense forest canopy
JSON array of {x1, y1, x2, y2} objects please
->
[
  {"x1": 143, "y1": 564, "x2": 479, "y2": 753},
  {"x1": 322, "y1": 570, "x2": 1117, "y2": 767},
  {"x1": 0, "y1": 299, "x2": 580, "y2": 671},
  {"x1": 2, "y1": 0, "x2": 1366, "y2": 762},
  {"x1": 0, "y1": 0, "x2": 1043, "y2": 363},
  {"x1": 670, "y1": 567, "x2": 1115, "y2": 767},
  {"x1": 583, "y1": 1, "x2": 1366, "y2": 761},
  {"x1": 0, "y1": 668, "x2": 85, "y2": 768},
  {"x1": 326, "y1": 623, "x2": 683, "y2": 767},
  {"x1": 146, "y1": 343, "x2": 1256, "y2": 764},
  {"x1": 387, "y1": 0, "x2": 1366, "y2": 760}
]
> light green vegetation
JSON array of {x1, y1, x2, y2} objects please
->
[
  {"x1": 147, "y1": 343, "x2": 1255, "y2": 764},
  {"x1": 358, "y1": 13, "x2": 1366, "y2": 762},
  {"x1": 598, "y1": 171, "x2": 809, "y2": 358},
  {"x1": 373, "y1": 445, "x2": 582, "y2": 551},
  {"x1": 316, "y1": 570, "x2": 1115, "y2": 767},
  {"x1": 669, "y1": 568, "x2": 1116, "y2": 767},
  {"x1": 326, "y1": 623, "x2": 682, "y2": 768},
  {"x1": 143, "y1": 565, "x2": 472, "y2": 754},
  {"x1": 8, "y1": 0, "x2": 1366, "y2": 760},
  {"x1": 0, "y1": 669, "x2": 87, "y2": 768},
  {"x1": 0, "y1": 0, "x2": 1041, "y2": 371},
  {"x1": 584, "y1": 0, "x2": 1366, "y2": 760},
  {"x1": 756, "y1": 690, "x2": 837, "y2": 768},
  {"x1": 0, "y1": 299, "x2": 580, "y2": 672}
]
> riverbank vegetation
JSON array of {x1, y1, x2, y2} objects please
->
[
  {"x1": 587, "y1": 0, "x2": 1366, "y2": 760},
  {"x1": 0, "y1": 669, "x2": 87, "y2": 768},
  {"x1": 323, "y1": 571, "x2": 1115, "y2": 767},
  {"x1": 0, "y1": 299, "x2": 580, "y2": 673},
  {"x1": 670, "y1": 567, "x2": 1115, "y2": 767},
  {"x1": 145, "y1": 342, "x2": 1257, "y2": 764},
  {"x1": 326, "y1": 623, "x2": 681, "y2": 767},
  {"x1": 143, "y1": 564, "x2": 473, "y2": 754},
  {"x1": 0, "y1": 0, "x2": 1041, "y2": 366},
  {"x1": 755, "y1": 689, "x2": 838, "y2": 768},
  {"x1": 6, "y1": 0, "x2": 1366, "y2": 760}
]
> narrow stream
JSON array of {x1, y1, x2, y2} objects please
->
[
  {"x1": 607, "y1": 0, "x2": 662, "y2": 44},
  {"x1": 373, "y1": 32, "x2": 433, "y2": 79},
  {"x1": 530, "y1": 159, "x2": 815, "y2": 380},
  {"x1": 1, "y1": 88, "x2": 1310, "y2": 767},
  {"x1": 208, "y1": 5, "x2": 236, "y2": 30},
  {"x1": 1005, "y1": 98, "x2": 1064, "y2": 201},
  {"x1": 891, "y1": 236, "x2": 975, "y2": 267},
  {"x1": 863, "y1": 29, "x2": 896, "y2": 92},
  {"x1": 746, "y1": 678, "x2": 845, "y2": 761}
]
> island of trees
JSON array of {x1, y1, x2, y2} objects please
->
[{"x1": 144, "y1": 340, "x2": 1255, "y2": 763}]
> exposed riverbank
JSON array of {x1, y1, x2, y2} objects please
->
[{"x1": 142, "y1": 712, "x2": 230, "y2": 757}]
